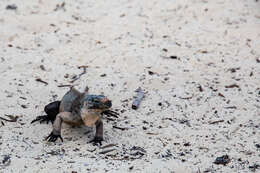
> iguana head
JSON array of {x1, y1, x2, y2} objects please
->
[
  {"x1": 80, "y1": 94, "x2": 112, "y2": 127},
  {"x1": 84, "y1": 95, "x2": 112, "y2": 110}
]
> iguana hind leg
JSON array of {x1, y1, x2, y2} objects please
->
[
  {"x1": 46, "y1": 112, "x2": 67, "y2": 142},
  {"x1": 89, "y1": 119, "x2": 104, "y2": 145}
]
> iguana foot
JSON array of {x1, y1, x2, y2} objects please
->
[
  {"x1": 31, "y1": 115, "x2": 53, "y2": 124},
  {"x1": 45, "y1": 132, "x2": 63, "y2": 142},
  {"x1": 89, "y1": 136, "x2": 103, "y2": 146},
  {"x1": 101, "y1": 110, "x2": 119, "y2": 118}
]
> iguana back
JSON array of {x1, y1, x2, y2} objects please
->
[{"x1": 59, "y1": 87, "x2": 82, "y2": 112}]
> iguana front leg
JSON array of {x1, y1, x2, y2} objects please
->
[
  {"x1": 46, "y1": 112, "x2": 71, "y2": 142},
  {"x1": 89, "y1": 119, "x2": 104, "y2": 145}
]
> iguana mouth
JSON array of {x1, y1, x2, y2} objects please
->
[{"x1": 104, "y1": 100, "x2": 112, "y2": 108}]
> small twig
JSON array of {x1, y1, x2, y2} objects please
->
[
  {"x1": 22, "y1": 138, "x2": 33, "y2": 148},
  {"x1": 46, "y1": 150, "x2": 60, "y2": 155},
  {"x1": 111, "y1": 155, "x2": 144, "y2": 161},
  {"x1": 224, "y1": 106, "x2": 237, "y2": 109},
  {"x1": 0, "y1": 117, "x2": 13, "y2": 122},
  {"x1": 19, "y1": 97, "x2": 27, "y2": 100},
  {"x1": 179, "y1": 96, "x2": 193, "y2": 100},
  {"x1": 225, "y1": 84, "x2": 240, "y2": 88},
  {"x1": 57, "y1": 84, "x2": 73, "y2": 88},
  {"x1": 146, "y1": 132, "x2": 159, "y2": 135},
  {"x1": 218, "y1": 93, "x2": 225, "y2": 98},
  {"x1": 209, "y1": 120, "x2": 224, "y2": 124},
  {"x1": 35, "y1": 78, "x2": 48, "y2": 85},
  {"x1": 78, "y1": 65, "x2": 89, "y2": 68},
  {"x1": 198, "y1": 147, "x2": 209, "y2": 152},
  {"x1": 179, "y1": 119, "x2": 191, "y2": 127},
  {"x1": 70, "y1": 66, "x2": 88, "y2": 83},
  {"x1": 132, "y1": 88, "x2": 145, "y2": 110},
  {"x1": 99, "y1": 149, "x2": 116, "y2": 154},
  {"x1": 112, "y1": 126, "x2": 128, "y2": 131},
  {"x1": 54, "y1": 2, "x2": 66, "y2": 11},
  {"x1": 0, "y1": 115, "x2": 18, "y2": 122}
]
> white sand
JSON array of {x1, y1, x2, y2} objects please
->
[{"x1": 0, "y1": 0, "x2": 260, "y2": 172}]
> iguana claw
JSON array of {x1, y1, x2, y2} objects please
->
[
  {"x1": 89, "y1": 136, "x2": 103, "y2": 146},
  {"x1": 101, "y1": 110, "x2": 119, "y2": 118},
  {"x1": 45, "y1": 132, "x2": 63, "y2": 142},
  {"x1": 31, "y1": 115, "x2": 52, "y2": 124}
]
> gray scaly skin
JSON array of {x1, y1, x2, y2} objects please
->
[{"x1": 32, "y1": 86, "x2": 117, "y2": 145}]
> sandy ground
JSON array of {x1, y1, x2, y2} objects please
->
[{"x1": 0, "y1": 0, "x2": 260, "y2": 172}]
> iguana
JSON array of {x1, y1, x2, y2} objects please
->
[{"x1": 31, "y1": 86, "x2": 118, "y2": 145}]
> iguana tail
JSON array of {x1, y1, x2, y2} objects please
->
[
  {"x1": 44, "y1": 101, "x2": 61, "y2": 122},
  {"x1": 31, "y1": 101, "x2": 61, "y2": 124}
]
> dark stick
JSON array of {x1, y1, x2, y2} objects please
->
[
  {"x1": 209, "y1": 120, "x2": 224, "y2": 124},
  {"x1": 225, "y1": 84, "x2": 240, "y2": 88},
  {"x1": 35, "y1": 78, "x2": 48, "y2": 85},
  {"x1": 70, "y1": 66, "x2": 88, "y2": 83},
  {"x1": 57, "y1": 84, "x2": 73, "y2": 87},
  {"x1": 0, "y1": 117, "x2": 13, "y2": 122},
  {"x1": 179, "y1": 96, "x2": 193, "y2": 100},
  {"x1": 0, "y1": 115, "x2": 18, "y2": 122},
  {"x1": 132, "y1": 88, "x2": 144, "y2": 110},
  {"x1": 99, "y1": 149, "x2": 116, "y2": 154},
  {"x1": 224, "y1": 106, "x2": 237, "y2": 109},
  {"x1": 112, "y1": 126, "x2": 128, "y2": 131}
]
